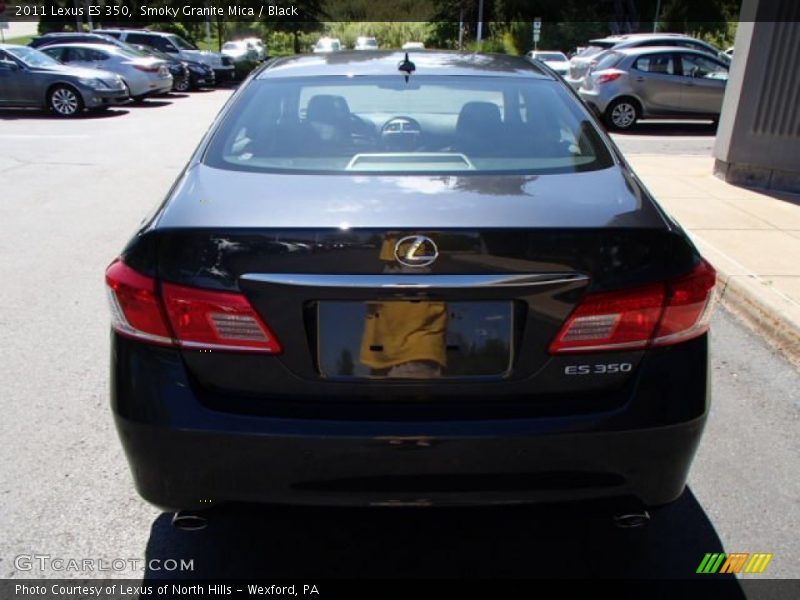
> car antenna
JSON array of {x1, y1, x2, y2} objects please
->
[{"x1": 398, "y1": 52, "x2": 416, "y2": 82}]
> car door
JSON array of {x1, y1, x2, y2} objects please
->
[
  {"x1": 0, "y1": 51, "x2": 29, "y2": 104},
  {"x1": 84, "y1": 48, "x2": 113, "y2": 72},
  {"x1": 64, "y1": 47, "x2": 105, "y2": 69},
  {"x1": 628, "y1": 52, "x2": 683, "y2": 115},
  {"x1": 677, "y1": 52, "x2": 728, "y2": 114}
]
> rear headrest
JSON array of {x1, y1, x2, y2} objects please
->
[
  {"x1": 306, "y1": 94, "x2": 351, "y2": 123},
  {"x1": 456, "y1": 101, "x2": 503, "y2": 133}
]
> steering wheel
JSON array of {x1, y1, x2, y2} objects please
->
[{"x1": 380, "y1": 116, "x2": 422, "y2": 151}]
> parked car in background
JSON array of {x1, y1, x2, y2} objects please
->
[
  {"x1": 106, "y1": 51, "x2": 716, "y2": 517},
  {"x1": 312, "y1": 37, "x2": 342, "y2": 53},
  {"x1": 354, "y1": 36, "x2": 379, "y2": 50},
  {"x1": 132, "y1": 44, "x2": 214, "y2": 91},
  {"x1": 402, "y1": 41, "x2": 426, "y2": 50},
  {"x1": 95, "y1": 29, "x2": 235, "y2": 84},
  {"x1": 240, "y1": 37, "x2": 267, "y2": 61},
  {"x1": 222, "y1": 41, "x2": 258, "y2": 64},
  {"x1": 526, "y1": 50, "x2": 570, "y2": 76},
  {"x1": 565, "y1": 33, "x2": 729, "y2": 91},
  {"x1": 29, "y1": 32, "x2": 123, "y2": 49},
  {"x1": 40, "y1": 43, "x2": 172, "y2": 101},
  {"x1": 130, "y1": 44, "x2": 191, "y2": 92},
  {"x1": 0, "y1": 44, "x2": 128, "y2": 116},
  {"x1": 578, "y1": 47, "x2": 729, "y2": 130}
]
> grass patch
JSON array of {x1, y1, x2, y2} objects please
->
[{"x1": 2, "y1": 35, "x2": 34, "y2": 46}]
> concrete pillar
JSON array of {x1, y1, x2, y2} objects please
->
[{"x1": 713, "y1": 0, "x2": 800, "y2": 194}]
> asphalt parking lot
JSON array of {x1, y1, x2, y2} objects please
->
[{"x1": 0, "y1": 92, "x2": 797, "y2": 582}]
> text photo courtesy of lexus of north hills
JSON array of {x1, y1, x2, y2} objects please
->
[{"x1": 0, "y1": 0, "x2": 799, "y2": 598}]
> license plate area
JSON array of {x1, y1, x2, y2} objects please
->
[{"x1": 317, "y1": 301, "x2": 513, "y2": 380}]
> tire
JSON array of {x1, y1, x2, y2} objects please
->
[
  {"x1": 605, "y1": 98, "x2": 640, "y2": 131},
  {"x1": 48, "y1": 85, "x2": 83, "y2": 117},
  {"x1": 173, "y1": 77, "x2": 191, "y2": 93}
]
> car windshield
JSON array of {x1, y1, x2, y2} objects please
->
[
  {"x1": 223, "y1": 43, "x2": 240, "y2": 50},
  {"x1": 534, "y1": 53, "x2": 566, "y2": 61},
  {"x1": 5, "y1": 46, "x2": 61, "y2": 68},
  {"x1": 205, "y1": 75, "x2": 613, "y2": 175},
  {"x1": 116, "y1": 41, "x2": 147, "y2": 56},
  {"x1": 135, "y1": 45, "x2": 158, "y2": 57},
  {"x1": 117, "y1": 46, "x2": 146, "y2": 58},
  {"x1": 169, "y1": 35, "x2": 197, "y2": 50}
]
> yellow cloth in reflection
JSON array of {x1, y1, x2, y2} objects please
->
[
  {"x1": 359, "y1": 301, "x2": 447, "y2": 369},
  {"x1": 379, "y1": 236, "x2": 397, "y2": 262}
]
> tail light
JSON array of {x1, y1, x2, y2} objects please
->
[
  {"x1": 133, "y1": 64, "x2": 160, "y2": 73},
  {"x1": 550, "y1": 260, "x2": 716, "y2": 354},
  {"x1": 105, "y1": 259, "x2": 282, "y2": 353},
  {"x1": 106, "y1": 260, "x2": 172, "y2": 345},
  {"x1": 594, "y1": 70, "x2": 623, "y2": 84},
  {"x1": 161, "y1": 283, "x2": 281, "y2": 353}
]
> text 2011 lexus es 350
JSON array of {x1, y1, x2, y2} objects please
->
[{"x1": 107, "y1": 52, "x2": 716, "y2": 512}]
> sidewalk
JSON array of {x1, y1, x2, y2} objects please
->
[{"x1": 628, "y1": 154, "x2": 800, "y2": 364}]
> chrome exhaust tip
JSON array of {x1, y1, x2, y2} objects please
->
[
  {"x1": 612, "y1": 510, "x2": 651, "y2": 529},
  {"x1": 171, "y1": 511, "x2": 208, "y2": 531}
]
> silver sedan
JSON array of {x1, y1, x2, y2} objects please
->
[
  {"x1": 578, "y1": 46, "x2": 729, "y2": 130},
  {"x1": 40, "y1": 43, "x2": 172, "y2": 101}
]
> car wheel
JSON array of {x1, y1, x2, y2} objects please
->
[
  {"x1": 605, "y1": 98, "x2": 639, "y2": 131},
  {"x1": 48, "y1": 85, "x2": 83, "y2": 117},
  {"x1": 173, "y1": 77, "x2": 191, "y2": 93}
]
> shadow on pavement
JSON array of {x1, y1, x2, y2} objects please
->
[
  {"x1": 0, "y1": 107, "x2": 130, "y2": 120},
  {"x1": 143, "y1": 487, "x2": 742, "y2": 588},
  {"x1": 619, "y1": 121, "x2": 718, "y2": 136},
  {"x1": 128, "y1": 99, "x2": 173, "y2": 108}
]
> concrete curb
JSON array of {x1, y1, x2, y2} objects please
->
[{"x1": 689, "y1": 234, "x2": 800, "y2": 367}]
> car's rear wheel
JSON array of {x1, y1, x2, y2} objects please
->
[
  {"x1": 48, "y1": 85, "x2": 83, "y2": 117},
  {"x1": 605, "y1": 98, "x2": 640, "y2": 131}
]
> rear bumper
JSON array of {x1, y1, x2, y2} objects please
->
[
  {"x1": 116, "y1": 415, "x2": 705, "y2": 511},
  {"x1": 149, "y1": 78, "x2": 174, "y2": 96},
  {"x1": 213, "y1": 66, "x2": 235, "y2": 83},
  {"x1": 578, "y1": 89, "x2": 607, "y2": 115},
  {"x1": 189, "y1": 71, "x2": 215, "y2": 87},
  {"x1": 111, "y1": 334, "x2": 710, "y2": 511},
  {"x1": 564, "y1": 75, "x2": 584, "y2": 91}
]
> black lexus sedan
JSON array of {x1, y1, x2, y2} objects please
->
[
  {"x1": 107, "y1": 52, "x2": 716, "y2": 514},
  {"x1": 131, "y1": 44, "x2": 215, "y2": 92}
]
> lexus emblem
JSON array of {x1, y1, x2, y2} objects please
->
[{"x1": 394, "y1": 235, "x2": 439, "y2": 268}]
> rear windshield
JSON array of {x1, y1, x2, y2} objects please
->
[
  {"x1": 594, "y1": 51, "x2": 623, "y2": 70},
  {"x1": 168, "y1": 35, "x2": 196, "y2": 50},
  {"x1": 578, "y1": 44, "x2": 613, "y2": 57},
  {"x1": 204, "y1": 75, "x2": 613, "y2": 175},
  {"x1": 533, "y1": 52, "x2": 566, "y2": 61}
]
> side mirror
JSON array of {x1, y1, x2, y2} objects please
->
[{"x1": 0, "y1": 59, "x2": 20, "y2": 71}]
